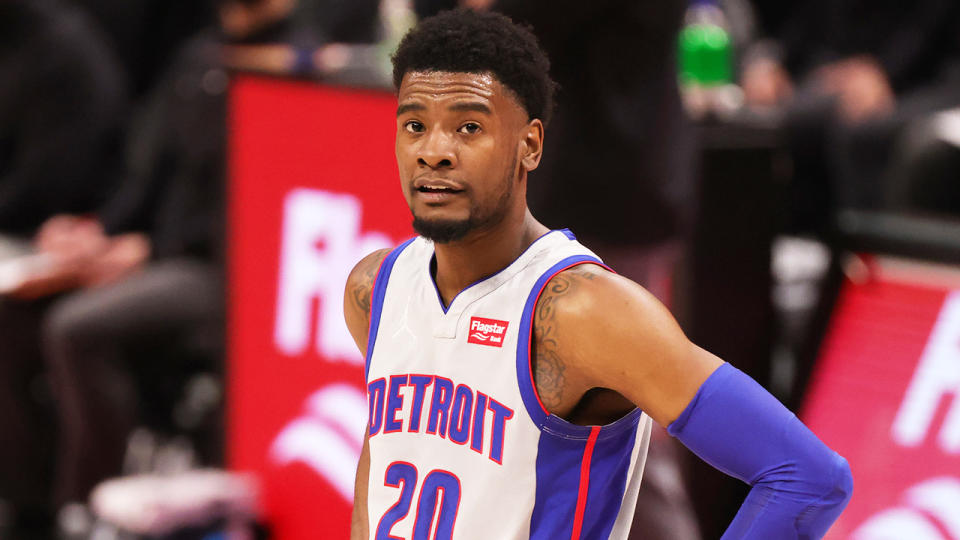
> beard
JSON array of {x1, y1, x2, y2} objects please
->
[
  {"x1": 411, "y1": 157, "x2": 517, "y2": 244},
  {"x1": 412, "y1": 215, "x2": 478, "y2": 244}
]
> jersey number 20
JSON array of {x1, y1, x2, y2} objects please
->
[{"x1": 375, "y1": 461, "x2": 461, "y2": 540}]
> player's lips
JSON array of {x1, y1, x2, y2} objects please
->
[{"x1": 413, "y1": 177, "x2": 465, "y2": 203}]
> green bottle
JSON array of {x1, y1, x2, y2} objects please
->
[{"x1": 678, "y1": 0, "x2": 733, "y2": 88}]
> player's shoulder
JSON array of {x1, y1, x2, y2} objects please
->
[
  {"x1": 536, "y1": 263, "x2": 658, "y2": 325},
  {"x1": 539, "y1": 263, "x2": 622, "y2": 308},
  {"x1": 344, "y1": 248, "x2": 392, "y2": 315},
  {"x1": 344, "y1": 248, "x2": 394, "y2": 350},
  {"x1": 347, "y1": 248, "x2": 392, "y2": 290}
]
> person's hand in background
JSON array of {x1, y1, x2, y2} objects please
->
[
  {"x1": 9, "y1": 215, "x2": 112, "y2": 299},
  {"x1": 36, "y1": 214, "x2": 110, "y2": 269},
  {"x1": 741, "y1": 56, "x2": 794, "y2": 108},
  {"x1": 10, "y1": 216, "x2": 151, "y2": 298},
  {"x1": 81, "y1": 233, "x2": 151, "y2": 287},
  {"x1": 460, "y1": 0, "x2": 494, "y2": 11},
  {"x1": 815, "y1": 56, "x2": 895, "y2": 124}
]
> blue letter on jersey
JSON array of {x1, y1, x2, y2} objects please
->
[
  {"x1": 471, "y1": 392, "x2": 489, "y2": 454},
  {"x1": 407, "y1": 374, "x2": 433, "y2": 433},
  {"x1": 488, "y1": 398, "x2": 514, "y2": 464},
  {"x1": 427, "y1": 377, "x2": 455, "y2": 437},
  {"x1": 449, "y1": 385, "x2": 474, "y2": 444},
  {"x1": 385, "y1": 375, "x2": 409, "y2": 433},
  {"x1": 369, "y1": 378, "x2": 387, "y2": 436}
]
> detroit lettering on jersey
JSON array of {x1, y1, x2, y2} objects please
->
[{"x1": 368, "y1": 374, "x2": 515, "y2": 464}]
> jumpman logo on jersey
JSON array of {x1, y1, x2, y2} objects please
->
[{"x1": 390, "y1": 298, "x2": 419, "y2": 344}]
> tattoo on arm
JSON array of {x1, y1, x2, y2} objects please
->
[
  {"x1": 533, "y1": 265, "x2": 596, "y2": 412},
  {"x1": 351, "y1": 249, "x2": 390, "y2": 328}
]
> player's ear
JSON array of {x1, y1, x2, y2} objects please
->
[{"x1": 519, "y1": 119, "x2": 544, "y2": 172}]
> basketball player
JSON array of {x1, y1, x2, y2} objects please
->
[{"x1": 344, "y1": 9, "x2": 852, "y2": 540}]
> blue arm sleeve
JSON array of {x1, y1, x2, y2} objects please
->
[{"x1": 667, "y1": 363, "x2": 853, "y2": 539}]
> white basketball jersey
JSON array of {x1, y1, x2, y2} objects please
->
[{"x1": 364, "y1": 229, "x2": 652, "y2": 540}]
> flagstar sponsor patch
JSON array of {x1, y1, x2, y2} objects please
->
[{"x1": 467, "y1": 317, "x2": 509, "y2": 347}]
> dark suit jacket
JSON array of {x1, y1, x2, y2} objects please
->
[{"x1": 0, "y1": 0, "x2": 126, "y2": 234}]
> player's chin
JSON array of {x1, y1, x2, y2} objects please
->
[
  {"x1": 410, "y1": 202, "x2": 467, "y2": 225},
  {"x1": 411, "y1": 215, "x2": 474, "y2": 244}
]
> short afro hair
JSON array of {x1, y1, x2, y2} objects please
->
[{"x1": 392, "y1": 9, "x2": 556, "y2": 125}]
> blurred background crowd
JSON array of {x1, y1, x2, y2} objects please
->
[{"x1": 1, "y1": 0, "x2": 959, "y2": 538}]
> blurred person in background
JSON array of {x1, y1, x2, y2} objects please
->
[
  {"x1": 0, "y1": 0, "x2": 125, "y2": 536},
  {"x1": 0, "y1": 0, "x2": 124, "y2": 238},
  {"x1": 741, "y1": 0, "x2": 960, "y2": 233},
  {"x1": 412, "y1": 2, "x2": 701, "y2": 539},
  {"x1": 0, "y1": 0, "x2": 343, "y2": 536},
  {"x1": 66, "y1": 0, "x2": 214, "y2": 99},
  {"x1": 296, "y1": 0, "x2": 383, "y2": 45}
]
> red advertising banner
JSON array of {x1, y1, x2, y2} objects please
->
[
  {"x1": 803, "y1": 257, "x2": 960, "y2": 539},
  {"x1": 227, "y1": 75, "x2": 412, "y2": 539}
]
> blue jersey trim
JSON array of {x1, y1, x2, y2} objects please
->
[
  {"x1": 515, "y1": 255, "x2": 645, "y2": 436},
  {"x1": 428, "y1": 229, "x2": 571, "y2": 314},
  {"x1": 515, "y1": 255, "x2": 598, "y2": 430},
  {"x1": 528, "y1": 422, "x2": 640, "y2": 539},
  {"x1": 529, "y1": 431, "x2": 591, "y2": 539},
  {"x1": 364, "y1": 238, "x2": 416, "y2": 380},
  {"x1": 579, "y1": 422, "x2": 641, "y2": 538}
]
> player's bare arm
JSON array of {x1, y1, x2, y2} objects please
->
[
  {"x1": 533, "y1": 263, "x2": 721, "y2": 426},
  {"x1": 343, "y1": 248, "x2": 389, "y2": 540},
  {"x1": 536, "y1": 263, "x2": 852, "y2": 537},
  {"x1": 350, "y1": 432, "x2": 371, "y2": 540},
  {"x1": 344, "y1": 248, "x2": 391, "y2": 354}
]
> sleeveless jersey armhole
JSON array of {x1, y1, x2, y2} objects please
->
[
  {"x1": 514, "y1": 256, "x2": 646, "y2": 439},
  {"x1": 364, "y1": 237, "x2": 416, "y2": 380}
]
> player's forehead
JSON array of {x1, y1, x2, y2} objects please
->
[{"x1": 397, "y1": 70, "x2": 523, "y2": 116}]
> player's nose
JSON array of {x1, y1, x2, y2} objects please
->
[{"x1": 417, "y1": 129, "x2": 457, "y2": 169}]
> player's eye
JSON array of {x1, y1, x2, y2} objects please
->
[
  {"x1": 404, "y1": 121, "x2": 425, "y2": 133},
  {"x1": 458, "y1": 122, "x2": 481, "y2": 135}
]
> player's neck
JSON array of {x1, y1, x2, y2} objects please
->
[{"x1": 432, "y1": 209, "x2": 548, "y2": 307}]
